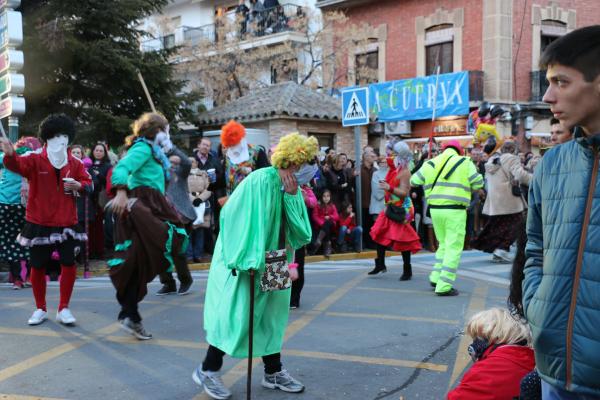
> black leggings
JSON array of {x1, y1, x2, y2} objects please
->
[
  {"x1": 202, "y1": 345, "x2": 282, "y2": 374},
  {"x1": 319, "y1": 219, "x2": 335, "y2": 241},
  {"x1": 290, "y1": 246, "x2": 306, "y2": 306},
  {"x1": 376, "y1": 244, "x2": 411, "y2": 265}
]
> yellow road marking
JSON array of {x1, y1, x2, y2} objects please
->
[
  {"x1": 356, "y1": 286, "x2": 431, "y2": 295},
  {"x1": 0, "y1": 327, "x2": 65, "y2": 338},
  {"x1": 193, "y1": 273, "x2": 368, "y2": 400},
  {"x1": 284, "y1": 349, "x2": 447, "y2": 372},
  {"x1": 448, "y1": 284, "x2": 488, "y2": 389},
  {"x1": 0, "y1": 304, "x2": 170, "y2": 385},
  {"x1": 104, "y1": 335, "x2": 209, "y2": 350},
  {"x1": 0, "y1": 341, "x2": 86, "y2": 383},
  {"x1": 0, "y1": 394, "x2": 66, "y2": 400},
  {"x1": 325, "y1": 311, "x2": 458, "y2": 325}
]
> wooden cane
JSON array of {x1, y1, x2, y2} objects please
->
[{"x1": 247, "y1": 269, "x2": 255, "y2": 400}]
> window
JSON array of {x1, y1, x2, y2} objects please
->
[
  {"x1": 355, "y1": 50, "x2": 379, "y2": 85},
  {"x1": 541, "y1": 20, "x2": 567, "y2": 56},
  {"x1": 271, "y1": 59, "x2": 298, "y2": 84},
  {"x1": 162, "y1": 34, "x2": 175, "y2": 49},
  {"x1": 309, "y1": 133, "x2": 335, "y2": 151},
  {"x1": 425, "y1": 24, "x2": 453, "y2": 75}
]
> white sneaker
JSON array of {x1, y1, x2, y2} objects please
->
[
  {"x1": 493, "y1": 249, "x2": 514, "y2": 262},
  {"x1": 28, "y1": 309, "x2": 48, "y2": 326},
  {"x1": 56, "y1": 308, "x2": 76, "y2": 325}
]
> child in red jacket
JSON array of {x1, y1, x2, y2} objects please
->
[
  {"x1": 447, "y1": 308, "x2": 535, "y2": 400},
  {"x1": 337, "y1": 201, "x2": 363, "y2": 253},
  {"x1": 0, "y1": 114, "x2": 92, "y2": 327},
  {"x1": 310, "y1": 189, "x2": 339, "y2": 257}
]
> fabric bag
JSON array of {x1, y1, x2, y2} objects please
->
[
  {"x1": 260, "y1": 206, "x2": 291, "y2": 292},
  {"x1": 498, "y1": 158, "x2": 523, "y2": 197},
  {"x1": 385, "y1": 203, "x2": 406, "y2": 223}
]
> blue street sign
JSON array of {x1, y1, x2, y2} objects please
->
[{"x1": 341, "y1": 87, "x2": 369, "y2": 127}]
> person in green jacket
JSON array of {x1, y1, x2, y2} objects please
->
[
  {"x1": 411, "y1": 140, "x2": 483, "y2": 296},
  {"x1": 192, "y1": 132, "x2": 318, "y2": 400},
  {"x1": 109, "y1": 112, "x2": 188, "y2": 340}
]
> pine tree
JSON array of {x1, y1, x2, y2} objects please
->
[{"x1": 20, "y1": 0, "x2": 197, "y2": 147}]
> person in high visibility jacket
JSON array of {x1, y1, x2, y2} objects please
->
[{"x1": 411, "y1": 140, "x2": 483, "y2": 296}]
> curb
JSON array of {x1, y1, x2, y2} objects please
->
[{"x1": 76, "y1": 250, "x2": 415, "y2": 278}]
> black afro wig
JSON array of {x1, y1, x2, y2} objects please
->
[{"x1": 39, "y1": 114, "x2": 75, "y2": 143}]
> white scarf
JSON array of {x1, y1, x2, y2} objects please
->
[{"x1": 46, "y1": 135, "x2": 69, "y2": 169}]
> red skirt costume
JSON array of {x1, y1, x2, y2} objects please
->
[{"x1": 370, "y1": 165, "x2": 421, "y2": 253}]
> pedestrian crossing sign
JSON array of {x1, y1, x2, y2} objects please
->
[{"x1": 342, "y1": 87, "x2": 369, "y2": 127}]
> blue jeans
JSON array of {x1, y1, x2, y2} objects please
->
[
  {"x1": 187, "y1": 228, "x2": 205, "y2": 260},
  {"x1": 337, "y1": 226, "x2": 363, "y2": 250},
  {"x1": 542, "y1": 381, "x2": 600, "y2": 400}
]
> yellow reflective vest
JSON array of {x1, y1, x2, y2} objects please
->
[{"x1": 411, "y1": 148, "x2": 483, "y2": 207}]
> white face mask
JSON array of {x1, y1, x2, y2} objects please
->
[
  {"x1": 46, "y1": 135, "x2": 69, "y2": 169},
  {"x1": 227, "y1": 138, "x2": 250, "y2": 164}
]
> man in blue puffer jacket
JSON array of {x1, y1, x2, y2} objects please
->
[{"x1": 523, "y1": 25, "x2": 600, "y2": 399}]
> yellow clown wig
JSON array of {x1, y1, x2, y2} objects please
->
[{"x1": 271, "y1": 133, "x2": 319, "y2": 169}]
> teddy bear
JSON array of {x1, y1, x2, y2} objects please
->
[{"x1": 188, "y1": 167, "x2": 212, "y2": 228}]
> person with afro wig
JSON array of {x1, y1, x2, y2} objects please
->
[
  {"x1": 192, "y1": 132, "x2": 318, "y2": 399},
  {"x1": 0, "y1": 114, "x2": 92, "y2": 326},
  {"x1": 220, "y1": 120, "x2": 269, "y2": 198}
]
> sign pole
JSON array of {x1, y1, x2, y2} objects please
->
[
  {"x1": 8, "y1": 115, "x2": 17, "y2": 142},
  {"x1": 354, "y1": 125, "x2": 362, "y2": 227},
  {"x1": 429, "y1": 65, "x2": 441, "y2": 158}
]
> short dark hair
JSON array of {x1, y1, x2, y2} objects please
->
[
  {"x1": 550, "y1": 117, "x2": 560, "y2": 125},
  {"x1": 540, "y1": 25, "x2": 600, "y2": 82},
  {"x1": 39, "y1": 114, "x2": 75, "y2": 143}
]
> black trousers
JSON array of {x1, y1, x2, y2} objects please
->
[
  {"x1": 117, "y1": 277, "x2": 142, "y2": 323},
  {"x1": 159, "y1": 253, "x2": 193, "y2": 288},
  {"x1": 290, "y1": 247, "x2": 306, "y2": 306},
  {"x1": 319, "y1": 219, "x2": 335, "y2": 241},
  {"x1": 202, "y1": 345, "x2": 282, "y2": 374},
  {"x1": 159, "y1": 225, "x2": 193, "y2": 288},
  {"x1": 362, "y1": 208, "x2": 374, "y2": 249}
]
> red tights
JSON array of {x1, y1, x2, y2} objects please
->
[{"x1": 30, "y1": 265, "x2": 76, "y2": 312}]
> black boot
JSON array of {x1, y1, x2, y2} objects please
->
[
  {"x1": 399, "y1": 264, "x2": 412, "y2": 281},
  {"x1": 368, "y1": 258, "x2": 387, "y2": 275}
]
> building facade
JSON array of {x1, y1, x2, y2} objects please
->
[{"x1": 318, "y1": 0, "x2": 600, "y2": 151}]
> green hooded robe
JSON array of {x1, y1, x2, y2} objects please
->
[{"x1": 203, "y1": 167, "x2": 312, "y2": 357}]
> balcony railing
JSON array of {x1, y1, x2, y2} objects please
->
[
  {"x1": 141, "y1": 3, "x2": 307, "y2": 51},
  {"x1": 530, "y1": 70, "x2": 549, "y2": 102}
]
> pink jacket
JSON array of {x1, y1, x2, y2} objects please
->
[{"x1": 312, "y1": 203, "x2": 339, "y2": 229}]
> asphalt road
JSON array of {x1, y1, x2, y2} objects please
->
[{"x1": 0, "y1": 250, "x2": 511, "y2": 400}]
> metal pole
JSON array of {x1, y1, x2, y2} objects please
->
[
  {"x1": 429, "y1": 66, "x2": 441, "y2": 158},
  {"x1": 354, "y1": 125, "x2": 362, "y2": 227},
  {"x1": 8, "y1": 116, "x2": 18, "y2": 142}
]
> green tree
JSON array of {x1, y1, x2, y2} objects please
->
[{"x1": 19, "y1": 0, "x2": 198, "y2": 147}]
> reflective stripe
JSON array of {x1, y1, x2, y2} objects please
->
[
  {"x1": 428, "y1": 194, "x2": 471, "y2": 204},
  {"x1": 415, "y1": 171, "x2": 426, "y2": 182},
  {"x1": 441, "y1": 266, "x2": 457, "y2": 273},
  {"x1": 423, "y1": 184, "x2": 432, "y2": 190},
  {"x1": 468, "y1": 173, "x2": 481, "y2": 182},
  {"x1": 434, "y1": 182, "x2": 471, "y2": 192},
  {"x1": 439, "y1": 275, "x2": 456, "y2": 284}
]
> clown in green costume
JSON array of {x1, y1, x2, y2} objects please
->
[{"x1": 193, "y1": 132, "x2": 319, "y2": 399}]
